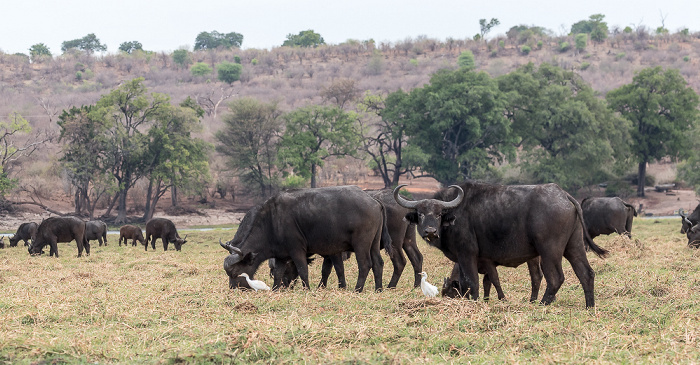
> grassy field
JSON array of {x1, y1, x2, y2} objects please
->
[{"x1": 1, "y1": 219, "x2": 699, "y2": 364}]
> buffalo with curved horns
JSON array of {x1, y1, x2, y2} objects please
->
[
  {"x1": 680, "y1": 203, "x2": 700, "y2": 234},
  {"x1": 220, "y1": 186, "x2": 391, "y2": 292},
  {"x1": 394, "y1": 181, "x2": 607, "y2": 308}
]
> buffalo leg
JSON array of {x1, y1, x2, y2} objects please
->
[
  {"x1": 50, "y1": 239, "x2": 58, "y2": 257},
  {"x1": 145, "y1": 234, "x2": 151, "y2": 251},
  {"x1": 402, "y1": 236, "x2": 423, "y2": 288},
  {"x1": 319, "y1": 256, "x2": 333, "y2": 288},
  {"x1": 457, "y1": 255, "x2": 480, "y2": 300},
  {"x1": 527, "y1": 257, "x2": 543, "y2": 302},
  {"x1": 151, "y1": 237, "x2": 156, "y2": 250},
  {"x1": 564, "y1": 241, "x2": 596, "y2": 308},
  {"x1": 481, "y1": 262, "x2": 505, "y2": 300},
  {"x1": 539, "y1": 252, "x2": 565, "y2": 306},
  {"x1": 330, "y1": 254, "x2": 347, "y2": 289},
  {"x1": 77, "y1": 236, "x2": 85, "y2": 257},
  {"x1": 162, "y1": 236, "x2": 169, "y2": 251},
  {"x1": 387, "y1": 244, "x2": 407, "y2": 289},
  {"x1": 84, "y1": 238, "x2": 90, "y2": 256},
  {"x1": 291, "y1": 253, "x2": 310, "y2": 289},
  {"x1": 353, "y1": 249, "x2": 372, "y2": 293}
]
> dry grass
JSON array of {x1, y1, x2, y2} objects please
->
[{"x1": 1, "y1": 219, "x2": 699, "y2": 364}]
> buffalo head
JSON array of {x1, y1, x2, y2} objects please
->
[
  {"x1": 173, "y1": 234, "x2": 188, "y2": 251},
  {"x1": 680, "y1": 212, "x2": 694, "y2": 234},
  {"x1": 393, "y1": 184, "x2": 464, "y2": 242},
  {"x1": 687, "y1": 224, "x2": 700, "y2": 248},
  {"x1": 220, "y1": 238, "x2": 258, "y2": 289}
]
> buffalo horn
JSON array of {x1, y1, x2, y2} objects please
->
[
  {"x1": 683, "y1": 215, "x2": 693, "y2": 226},
  {"x1": 441, "y1": 185, "x2": 465, "y2": 209},
  {"x1": 393, "y1": 184, "x2": 418, "y2": 209},
  {"x1": 220, "y1": 238, "x2": 241, "y2": 254}
]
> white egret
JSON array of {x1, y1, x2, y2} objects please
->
[
  {"x1": 239, "y1": 273, "x2": 271, "y2": 291},
  {"x1": 419, "y1": 271, "x2": 438, "y2": 297}
]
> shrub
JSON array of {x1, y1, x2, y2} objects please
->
[
  {"x1": 580, "y1": 62, "x2": 591, "y2": 70},
  {"x1": 191, "y1": 62, "x2": 213, "y2": 77},
  {"x1": 251, "y1": 58, "x2": 258, "y2": 65},
  {"x1": 575, "y1": 33, "x2": 587, "y2": 51},
  {"x1": 536, "y1": 40, "x2": 543, "y2": 49},
  {"x1": 520, "y1": 45, "x2": 531, "y2": 55},
  {"x1": 615, "y1": 52, "x2": 626, "y2": 60},
  {"x1": 217, "y1": 62, "x2": 243, "y2": 84},
  {"x1": 234, "y1": 55, "x2": 241, "y2": 64},
  {"x1": 559, "y1": 42, "x2": 571, "y2": 52},
  {"x1": 684, "y1": 56, "x2": 690, "y2": 62},
  {"x1": 457, "y1": 50, "x2": 475, "y2": 70}
]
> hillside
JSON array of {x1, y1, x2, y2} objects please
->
[{"x1": 1, "y1": 30, "x2": 699, "y2": 222}]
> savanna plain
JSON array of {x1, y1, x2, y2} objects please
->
[{"x1": 1, "y1": 218, "x2": 699, "y2": 364}]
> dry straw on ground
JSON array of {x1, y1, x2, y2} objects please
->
[{"x1": 0, "y1": 218, "x2": 699, "y2": 363}]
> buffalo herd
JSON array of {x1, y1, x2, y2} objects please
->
[{"x1": 4, "y1": 181, "x2": 697, "y2": 308}]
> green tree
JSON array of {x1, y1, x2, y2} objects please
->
[
  {"x1": 217, "y1": 62, "x2": 243, "y2": 84},
  {"x1": 141, "y1": 102, "x2": 211, "y2": 220},
  {"x1": 191, "y1": 62, "x2": 213, "y2": 77},
  {"x1": 94, "y1": 78, "x2": 172, "y2": 223},
  {"x1": 498, "y1": 62, "x2": 630, "y2": 191},
  {"x1": 457, "y1": 50, "x2": 475, "y2": 70},
  {"x1": 607, "y1": 66, "x2": 700, "y2": 197},
  {"x1": 278, "y1": 105, "x2": 360, "y2": 188},
  {"x1": 29, "y1": 43, "x2": 51, "y2": 62},
  {"x1": 400, "y1": 68, "x2": 515, "y2": 184},
  {"x1": 58, "y1": 106, "x2": 116, "y2": 218},
  {"x1": 357, "y1": 91, "x2": 416, "y2": 188},
  {"x1": 194, "y1": 31, "x2": 244, "y2": 50},
  {"x1": 677, "y1": 127, "x2": 700, "y2": 195},
  {"x1": 215, "y1": 98, "x2": 283, "y2": 197},
  {"x1": 119, "y1": 41, "x2": 143, "y2": 54},
  {"x1": 0, "y1": 112, "x2": 50, "y2": 200},
  {"x1": 282, "y1": 30, "x2": 325, "y2": 48},
  {"x1": 172, "y1": 49, "x2": 191, "y2": 69},
  {"x1": 575, "y1": 33, "x2": 587, "y2": 52},
  {"x1": 61, "y1": 33, "x2": 107, "y2": 54},
  {"x1": 478, "y1": 18, "x2": 500, "y2": 42},
  {"x1": 570, "y1": 14, "x2": 608, "y2": 43}
]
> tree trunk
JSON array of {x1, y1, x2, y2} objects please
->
[
  {"x1": 115, "y1": 189, "x2": 128, "y2": 224},
  {"x1": 143, "y1": 179, "x2": 154, "y2": 221},
  {"x1": 103, "y1": 192, "x2": 119, "y2": 218},
  {"x1": 637, "y1": 160, "x2": 647, "y2": 197},
  {"x1": 171, "y1": 185, "x2": 178, "y2": 207},
  {"x1": 311, "y1": 163, "x2": 317, "y2": 188}
]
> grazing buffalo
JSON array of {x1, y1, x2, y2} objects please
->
[
  {"x1": 581, "y1": 197, "x2": 637, "y2": 239},
  {"x1": 9, "y1": 222, "x2": 38, "y2": 247},
  {"x1": 0, "y1": 237, "x2": 5, "y2": 249},
  {"x1": 686, "y1": 224, "x2": 700, "y2": 248},
  {"x1": 28, "y1": 216, "x2": 90, "y2": 257},
  {"x1": 441, "y1": 259, "x2": 542, "y2": 302},
  {"x1": 269, "y1": 189, "x2": 422, "y2": 289},
  {"x1": 680, "y1": 203, "x2": 700, "y2": 234},
  {"x1": 268, "y1": 252, "x2": 352, "y2": 290},
  {"x1": 394, "y1": 181, "x2": 608, "y2": 308},
  {"x1": 85, "y1": 220, "x2": 108, "y2": 246},
  {"x1": 220, "y1": 186, "x2": 390, "y2": 292},
  {"x1": 145, "y1": 218, "x2": 187, "y2": 251},
  {"x1": 119, "y1": 225, "x2": 145, "y2": 246}
]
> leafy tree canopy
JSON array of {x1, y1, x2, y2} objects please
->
[
  {"x1": 172, "y1": 49, "x2": 191, "y2": 68},
  {"x1": 399, "y1": 68, "x2": 515, "y2": 185},
  {"x1": 282, "y1": 30, "x2": 325, "y2": 48},
  {"x1": 29, "y1": 43, "x2": 51, "y2": 62},
  {"x1": 217, "y1": 62, "x2": 243, "y2": 84},
  {"x1": 570, "y1": 14, "x2": 608, "y2": 42},
  {"x1": 606, "y1": 66, "x2": 700, "y2": 196},
  {"x1": 194, "y1": 31, "x2": 243, "y2": 50},
  {"x1": 61, "y1": 33, "x2": 107, "y2": 53},
  {"x1": 457, "y1": 50, "x2": 475, "y2": 70},
  {"x1": 191, "y1": 62, "x2": 213, "y2": 77},
  {"x1": 119, "y1": 41, "x2": 143, "y2": 54}
]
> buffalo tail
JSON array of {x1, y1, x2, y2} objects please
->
[{"x1": 567, "y1": 193, "x2": 609, "y2": 258}]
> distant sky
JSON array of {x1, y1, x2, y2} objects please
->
[{"x1": 2, "y1": 0, "x2": 698, "y2": 55}]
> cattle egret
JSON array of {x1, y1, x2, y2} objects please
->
[
  {"x1": 419, "y1": 271, "x2": 438, "y2": 297},
  {"x1": 239, "y1": 273, "x2": 271, "y2": 291}
]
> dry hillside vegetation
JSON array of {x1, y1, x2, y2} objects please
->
[{"x1": 0, "y1": 31, "x2": 699, "y2": 218}]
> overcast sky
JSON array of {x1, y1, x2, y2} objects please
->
[{"x1": 2, "y1": 0, "x2": 698, "y2": 55}]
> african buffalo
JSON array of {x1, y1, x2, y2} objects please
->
[
  {"x1": 680, "y1": 203, "x2": 700, "y2": 234},
  {"x1": 394, "y1": 181, "x2": 608, "y2": 308},
  {"x1": 145, "y1": 218, "x2": 187, "y2": 251},
  {"x1": 269, "y1": 189, "x2": 422, "y2": 289},
  {"x1": 28, "y1": 216, "x2": 90, "y2": 257},
  {"x1": 119, "y1": 225, "x2": 145, "y2": 246},
  {"x1": 220, "y1": 185, "x2": 390, "y2": 292},
  {"x1": 85, "y1": 220, "x2": 108, "y2": 246},
  {"x1": 268, "y1": 252, "x2": 351, "y2": 289},
  {"x1": 581, "y1": 197, "x2": 637, "y2": 239},
  {"x1": 9, "y1": 222, "x2": 38, "y2": 247},
  {"x1": 0, "y1": 237, "x2": 5, "y2": 249}
]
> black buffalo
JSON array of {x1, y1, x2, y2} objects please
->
[
  {"x1": 145, "y1": 218, "x2": 187, "y2": 251},
  {"x1": 119, "y1": 225, "x2": 145, "y2": 246},
  {"x1": 0, "y1": 236, "x2": 5, "y2": 249},
  {"x1": 581, "y1": 197, "x2": 637, "y2": 239},
  {"x1": 686, "y1": 223, "x2": 700, "y2": 248},
  {"x1": 28, "y1": 216, "x2": 90, "y2": 257},
  {"x1": 269, "y1": 189, "x2": 422, "y2": 289},
  {"x1": 9, "y1": 222, "x2": 38, "y2": 247},
  {"x1": 220, "y1": 186, "x2": 390, "y2": 292},
  {"x1": 268, "y1": 252, "x2": 352, "y2": 290},
  {"x1": 680, "y1": 203, "x2": 700, "y2": 234},
  {"x1": 86, "y1": 220, "x2": 108, "y2": 246},
  {"x1": 394, "y1": 181, "x2": 608, "y2": 308}
]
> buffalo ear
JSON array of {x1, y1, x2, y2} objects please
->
[
  {"x1": 442, "y1": 213, "x2": 457, "y2": 226},
  {"x1": 404, "y1": 212, "x2": 419, "y2": 224},
  {"x1": 241, "y1": 252, "x2": 258, "y2": 265}
]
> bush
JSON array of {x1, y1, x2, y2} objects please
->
[
  {"x1": 575, "y1": 33, "x2": 587, "y2": 51},
  {"x1": 217, "y1": 62, "x2": 243, "y2": 84},
  {"x1": 580, "y1": 62, "x2": 591, "y2": 70},
  {"x1": 251, "y1": 58, "x2": 258, "y2": 65},
  {"x1": 536, "y1": 40, "x2": 543, "y2": 49},
  {"x1": 457, "y1": 50, "x2": 475, "y2": 70},
  {"x1": 520, "y1": 45, "x2": 531, "y2": 55},
  {"x1": 190, "y1": 62, "x2": 213, "y2": 77},
  {"x1": 559, "y1": 42, "x2": 571, "y2": 52}
]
